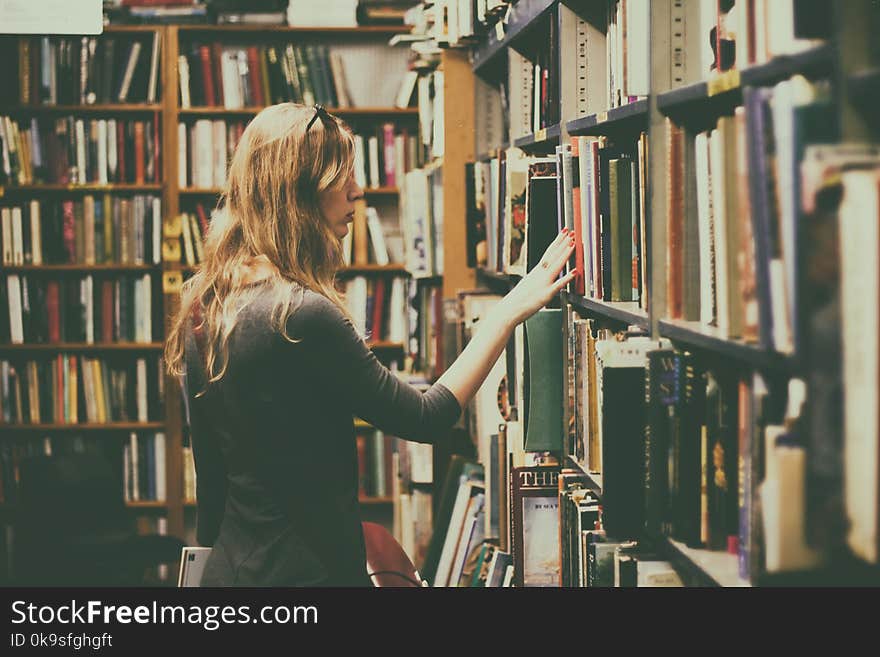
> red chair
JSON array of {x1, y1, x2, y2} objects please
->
[{"x1": 363, "y1": 522, "x2": 425, "y2": 587}]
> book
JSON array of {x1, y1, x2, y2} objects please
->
[{"x1": 511, "y1": 464, "x2": 560, "y2": 587}]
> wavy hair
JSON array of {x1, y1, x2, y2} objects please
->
[{"x1": 165, "y1": 103, "x2": 355, "y2": 389}]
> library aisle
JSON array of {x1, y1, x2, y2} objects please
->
[{"x1": 0, "y1": 0, "x2": 879, "y2": 589}]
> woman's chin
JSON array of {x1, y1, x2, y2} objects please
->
[{"x1": 335, "y1": 224, "x2": 349, "y2": 238}]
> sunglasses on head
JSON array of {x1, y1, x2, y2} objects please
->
[{"x1": 306, "y1": 104, "x2": 331, "y2": 133}]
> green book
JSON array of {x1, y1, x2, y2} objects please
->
[
  {"x1": 523, "y1": 309, "x2": 564, "y2": 452},
  {"x1": 609, "y1": 157, "x2": 633, "y2": 302}
]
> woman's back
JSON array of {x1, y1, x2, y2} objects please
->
[{"x1": 184, "y1": 283, "x2": 370, "y2": 586}]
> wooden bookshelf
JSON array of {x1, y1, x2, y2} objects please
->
[
  {"x1": 564, "y1": 293, "x2": 650, "y2": 329},
  {"x1": 0, "y1": 184, "x2": 163, "y2": 193},
  {"x1": 0, "y1": 422, "x2": 165, "y2": 432},
  {"x1": 0, "y1": 104, "x2": 163, "y2": 114},
  {"x1": 176, "y1": 25, "x2": 412, "y2": 35},
  {"x1": 512, "y1": 123, "x2": 562, "y2": 153},
  {"x1": 471, "y1": 0, "x2": 557, "y2": 75},
  {"x1": 177, "y1": 107, "x2": 418, "y2": 117},
  {"x1": 338, "y1": 264, "x2": 408, "y2": 275},
  {"x1": 178, "y1": 186, "x2": 399, "y2": 196},
  {"x1": 658, "y1": 319, "x2": 798, "y2": 373},
  {"x1": 0, "y1": 343, "x2": 164, "y2": 353},
  {"x1": 359, "y1": 496, "x2": 394, "y2": 505},
  {"x1": 566, "y1": 98, "x2": 650, "y2": 136},
  {"x1": 0, "y1": 264, "x2": 158, "y2": 272},
  {"x1": 366, "y1": 341, "x2": 405, "y2": 351}
]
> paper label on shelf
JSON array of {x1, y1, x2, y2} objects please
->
[
  {"x1": 707, "y1": 69, "x2": 741, "y2": 96},
  {"x1": 163, "y1": 214, "x2": 182, "y2": 238},
  {"x1": 162, "y1": 271, "x2": 183, "y2": 295},
  {"x1": 535, "y1": 128, "x2": 547, "y2": 142},
  {"x1": 162, "y1": 240, "x2": 181, "y2": 263},
  {"x1": 597, "y1": 111, "x2": 608, "y2": 124}
]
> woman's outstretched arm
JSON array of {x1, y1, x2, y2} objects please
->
[{"x1": 436, "y1": 229, "x2": 576, "y2": 410}]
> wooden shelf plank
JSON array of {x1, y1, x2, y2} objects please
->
[
  {"x1": 367, "y1": 341, "x2": 405, "y2": 350},
  {"x1": 0, "y1": 104, "x2": 163, "y2": 114},
  {"x1": 512, "y1": 123, "x2": 562, "y2": 153},
  {"x1": 472, "y1": 0, "x2": 557, "y2": 75},
  {"x1": 566, "y1": 99, "x2": 649, "y2": 136},
  {"x1": 658, "y1": 319, "x2": 797, "y2": 372},
  {"x1": 178, "y1": 106, "x2": 417, "y2": 117},
  {"x1": 0, "y1": 343, "x2": 163, "y2": 352},
  {"x1": 177, "y1": 25, "x2": 411, "y2": 35},
  {"x1": 0, "y1": 422, "x2": 165, "y2": 432},
  {"x1": 359, "y1": 496, "x2": 395, "y2": 505},
  {"x1": 0, "y1": 264, "x2": 158, "y2": 272},
  {"x1": 657, "y1": 44, "x2": 834, "y2": 120},
  {"x1": 0, "y1": 183, "x2": 163, "y2": 193},
  {"x1": 565, "y1": 293, "x2": 650, "y2": 328},
  {"x1": 338, "y1": 264, "x2": 408, "y2": 274}
]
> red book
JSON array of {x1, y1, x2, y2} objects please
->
[
  {"x1": 569, "y1": 137, "x2": 586, "y2": 296},
  {"x1": 61, "y1": 201, "x2": 76, "y2": 263},
  {"x1": 195, "y1": 203, "x2": 210, "y2": 236},
  {"x1": 382, "y1": 123, "x2": 395, "y2": 188},
  {"x1": 211, "y1": 42, "x2": 225, "y2": 105},
  {"x1": 371, "y1": 279, "x2": 386, "y2": 343},
  {"x1": 46, "y1": 281, "x2": 60, "y2": 342},
  {"x1": 198, "y1": 45, "x2": 216, "y2": 107},
  {"x1": 101, "y1": 280, "x2": 114, "y2": 342},
  {"x1": 152, "y1": 112, "x2": 161, "y2": 183},
  {"x1": 246, "y1": 47, "x2": 264, "y2": 107},
  {"x1": 133, "y1": 121, "x2": 145, "y2": 184},
  {"x1": 117, "y1": 120, "x2": 127, "y2": 182}
]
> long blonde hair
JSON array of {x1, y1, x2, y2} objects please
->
[{"x1": 165, "y1": 103, "x2": 355, "y2": 387}]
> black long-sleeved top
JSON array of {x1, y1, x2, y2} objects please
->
[{"x1": 183, "y1": 282, "x2": 461, "y2": 586}]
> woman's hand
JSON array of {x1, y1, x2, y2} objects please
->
[{"x1": 501, "y1": 229, "x2": 577, "y2": 325}]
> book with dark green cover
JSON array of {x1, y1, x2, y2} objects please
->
[
  {"x1": 523, "y1": 308, "x2": 563, "y2": 452},
  {"x1": 644, "y1": 348, "x2": 680, "y2": 535},
  {"x1": 608, "y1": 156, "x2": 633, "y2": 302}
]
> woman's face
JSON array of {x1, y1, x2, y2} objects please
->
[{"x1": 318, "y1": 171, "x2": 364, "y2": 239}]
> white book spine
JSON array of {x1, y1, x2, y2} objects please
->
[
  {"x1": 694, "y1": 131, "x2": 716, "y2": 327},
  {"x1": 178, "y1": 122, "x2": 188, "y2": 188},
  {"x1": 147, "y1": 32, "x2": 161, "y2": 104},
  {"x1": 155, "y1": 432, "x2": 166, "y2": 502},
  {"x1": 75, "y1": 119, "x2": 86, "y2": 184},
  {"x1": 212, "y1": 120, "x2": 227, "y2": 188},
  {"x1": 107, "y1": 118, "x2": 118, "y2": 182},
  {"x1": 130, "y1": 433, "x2": 140, "y2": 502},
  {"x1": 178, "y1": 55, "x2": 191, "y2": 109},
  {"x1": 368, "y1": 136, "x2": 380, "y2": 189},
  {"x1": 136, "y1": 357, "x2": 148, "y2": 423},
  {"x1": 84, "y1": 275, "x2": 94, "y2": 344},
  {"x1": 709, "y1": 127, "x2": 729, "y2": 337},
  {"x1": 11, "y1": 207, "x2": 23, "y2": 266},
  {"x1": 195, "y1": 120, "x2": 214, "y2": 189},
  {"x1": 97, "y1": 119, "x2": 108, "y2": 184},
  {"x1": 152, "y1": 198, "x2": 162, "y2": 265},
  {"x1": 118, "y1": 42, "x2": 143, "y2": 102},
  {"x1": 7, "y1": 275, "x2": 23, "y2": 344},
  {"x1": 1, "y1": 208, "x2": 11, "y2": 265},
  {"x1": 29, "y1": 200, "x2": 42, "y2": 265},
  {"x1": 353, "y1": 135, "x2": 367, "y2": 188},
  {"x1": 123, "y1": 442, "x2": 131, "y2": 502},
  {"x1": 365, "y1": 207, "x2": 389, "y2": 265}
]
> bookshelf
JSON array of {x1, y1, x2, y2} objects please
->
[
  {"x1": 0, "y1": 21, "x2": 424, "y2": 577},
  {"x1": 423, "y1": 0, "x2": 880, "y2": 587}
]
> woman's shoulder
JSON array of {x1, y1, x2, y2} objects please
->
[{"x1": 286, "y1": 287, "x2": 351, "y2": 337}]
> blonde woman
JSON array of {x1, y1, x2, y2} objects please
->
[{"x1": 165, "y1": 104, "x2": 576, "y2": 587}]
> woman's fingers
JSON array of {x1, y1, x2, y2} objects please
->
[{"x1": 552, "y1": 269, "x2": 578, "y2": 294}]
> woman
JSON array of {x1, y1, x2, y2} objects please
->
[{"x1": 165, "y1": 103, "x2": 576, "y2": 587}]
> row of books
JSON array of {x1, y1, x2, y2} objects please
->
[
  {"x1": 179, "y1": 42, "x2": 353, "y2": 110},
  {"x1": 467, "y1": 136, "x2": 648, "y2": 306},
  {"x1": 666, "y1": 76, "x2": 836, "y2": 354},
  {"x1": 356, "y1": 430, "x2": 393, "y2": 499},
  {"x1": 341, "y1": 203, "x2": 402, "y2": 267},
  {"x1": 13, "y1": 34, "x2": 162, "y2": 106},
  {"x1": 166, "y1": 210, "x2": 208, "y2": 268},
  {"x1": 0, "y1": 435, "x2": 168, "y2": 507},
  {"x1": 352, "y1": 124, "x2": 420, "y2": 191},
  {"x1": 507, "y1": 31, "x2": 559, "y2": 141},
  {"x1": 692, "y1": 0, "x2": 829, "y2": 79},
  {"x1": 342, "y1": 275, "x2": 407, "y2": 345},
  {"x1": 123, "y1": 432, "x2": 167, "y2": 504},
  {"x1": 0, "y1": 196, "x2": 162, "y2": 266},
  {"x1": 408, "y1": 282, "x2": 444, "y2": 380},
  {"x1": 177, "y1": 119, "x2": 243, "y2": 190},
  {"x1": 2, "y1": 274, "x2": 155, "y2": 345},
  {"x1": 0, "y1": 356, "x2": 161, "y2": 425},
  {"x1": 0, "y1": 115, "x2": 162, "y2": 186},
  {"x1": 401, "y1": 165, "x2": 443, "y2": 278},
  {"x1": 429, "y1": 0, "x2": 509, "y2": 49}
]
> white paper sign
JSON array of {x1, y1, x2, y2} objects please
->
[{"x1": 0, "y1": 0, "x2": 102, "y2": 35}]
